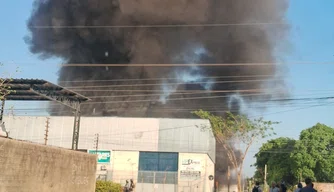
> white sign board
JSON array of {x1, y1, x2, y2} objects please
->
[
  {"x1": 180, "y1": 159, "x2": 201, "y2": 171},
  {"x1": 180, "y1": 159, "x2": 202, "y2": 180},
  {"x1": 87, "y1": 149, "x2": 112, "y2": 164}
]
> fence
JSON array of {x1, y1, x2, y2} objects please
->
[
  {"x1": 138, "y1": 170, "x2": 178, "y2": 184},
  {"x1": 96, "y1": 170, "x2": 211, "y2": 192}
]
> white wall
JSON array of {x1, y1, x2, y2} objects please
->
[
  {"x1": 111, "y1": 150, "x2": 139, "y2": 185},
  {"x1": 205, "y1": 155, "x2": 215, "y2": 192},
  {"x1": 2, "y1": 116, "x2": 215, "y2": 161},
  {"x1": 2, "y1": 116, "x2": 160, "y2": 151},
  {"x1": 178, "y1": 153, "x2": 215, "y2": 192}
]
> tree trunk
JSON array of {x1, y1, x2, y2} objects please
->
[{"x1": 237, "y1": 172, "x2": 242, "y2": 192}]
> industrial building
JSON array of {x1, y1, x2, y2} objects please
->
[{"x1": 1, "y1": 115, "x2": 216, "y2": 192}]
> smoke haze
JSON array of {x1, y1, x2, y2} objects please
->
[{"x1": 26, "y1": 0, "x2": 290, "y2": 186}]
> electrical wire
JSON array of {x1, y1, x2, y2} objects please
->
[
  {"x1": 61, "y1": 61, "x2": 334, "y2": 67},
  {"x1": 3, "y1": 102, "x2": 333, "y2": 140},
  {"x1": 58, "y1": 74, "x2": 284, "y2": 84},
  {"x1": 73, "y1": 91, "x2": 334, "y2": 99},
  {"x1": 82, "y1": 95, "x2": 334, "y2": 105},
  {"x1": 65, "y1": 79, "x2": 279, "y2": 89},
  {"x1": 70, "y1": 89, "x2": 264, "y2": 93},
  {"x1": 32, "y1": 22, "x2": 287, "y2": 29},
  {"x1": 5, "y1": 94, "x2": 334, "y2": 113}
]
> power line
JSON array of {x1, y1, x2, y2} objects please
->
[
  {"x1": 32, "y1": 22, "x2": 286, "y2": 29},
  {"x1": 61, "y1": 62, "x2": 334, "y2": 67},
  {"x1": 5, "y1": 94, "x2": 333, "y2": 111},
  {"x1": 70, "y1": 89, "x2": 264, "y2": 93},
  {"x1": 249, "y1": 101, "x2": 334, "y2": 118},
  {"x1": 83, "y1": 95, "x2": 334, "y2": 105},
  {"x1": 19, "y1": 137, "x2": 334, "y2": 155},
  {"x1": 5, "y1": 103, "x2": 332, "y2": 140},
  {"x1": 85, "y1": 92, "x2": 264, "y2": 99},
  {"x1": 58, "y1": 74, "x2": 284, "y2": 83},
  {"x1": 5, "y1": 103, "x2": 330, "y2": 113},
  {"x1": 72, "y1": 92, "x2": 334, "y2": 99},
  {"x1": 65, "y1": 79, "x2": 278, "y2": 89}
]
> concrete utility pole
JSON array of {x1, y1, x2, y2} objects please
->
[
  {"x1": 44, "y1": 117, "x2": 50, "y2": 145},
  {"x1": 264, "y1": 164, "x2": 268, "y2": 192}
]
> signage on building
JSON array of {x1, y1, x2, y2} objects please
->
[
  {"x1": 180, "y1": 158, "x2": 202, "y2": 180},
  {"x1": 180, "y1": 170, "x2": 201, "y2": 179},
  {"x1": 181, "y1": 159, "x2": 201, "y2": 171},
  {"x1": 88, "y1": 150, "x2": 111, "y2": 163}
]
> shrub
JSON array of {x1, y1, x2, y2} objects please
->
[{"x1": 95, "y1": 180, "x2": 123, "y2": 192}]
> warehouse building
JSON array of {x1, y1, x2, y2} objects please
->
[{"x1": 1, "y1": 116, "x2": 216, "y2": 192}]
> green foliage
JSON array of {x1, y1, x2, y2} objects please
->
[
  {"x1": 254, "y1": 123, "x2": 334, "y2": 184},
  {"x1": 0, "y1": 63, "x2": 16, "y2": 100},
  {"x1": 95, "y1": 181, "x2": 123, "y2": 192},
  {"x1": 291, "y1": 123, "x2": 334, "y2": 182},
  {"x1": 192, "y1": 110, "x2": 278, "y2": 145},
  {"x1": 0, "y1": 78, "x2": 11, "y2": 100},
  {"x1": 254, "y1": 137, "x2": 297, "y2": 185}
]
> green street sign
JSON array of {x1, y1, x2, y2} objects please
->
[{"x1": 88, "y1": 150, "x2": 111, "y2": 163}]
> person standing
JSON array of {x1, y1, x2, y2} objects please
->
[
  {"x1": 300, "y1": 178, "x2": 316, "y2": 192},
  {"x1": 129, "y1": 179, "x2": 136, "y2": 191},
  {"x1": 252, "y1": 182, "x2": 263, "y2": 192},
  {"x1": 270, "y1": 182, "x2": 279, "y2": 192},
  {"x1": 281, "y1": 181, "x2": 287, "y2": 192},
  {"x1": 311, "y1": 183, "x2": 318, "y2": 192},
  {"x1": 294, "y1": 183, "x2": 303, "y2": 192},
  {"x1": 124, "y1": 180, "x2": 130, "y2": 192}
]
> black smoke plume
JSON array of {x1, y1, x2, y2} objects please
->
[{"x1": 26, "y1": 0, "x2": 289, "y2": 187}]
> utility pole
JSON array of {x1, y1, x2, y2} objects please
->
[
  {"x1": 264, "y1": 164, "x2": 267, "y2": 192},
  {"x1": 94, "y1": 133, "x2": 99, "y2": 153},
  {"x1": 227, "y1": 166, "x2": 230, "y2": 192},
  {"x1": 44, "y1": 117, "x2": 50, "y2": 145}
]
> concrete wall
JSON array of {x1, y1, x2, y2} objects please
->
[
  {"x1": 0, "y1": 137, "x2": 97, "y2": 192},
  {"x1": 313, "y1": 183, "x2": 334, "y2": 192}
]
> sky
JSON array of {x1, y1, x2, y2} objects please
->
[{"x1": 1, "y1": 0, "x2": 334, "y2": 177}]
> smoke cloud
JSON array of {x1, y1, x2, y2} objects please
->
[{"x1": 26, "y1": 0, "x2": 290, "y2": 186}]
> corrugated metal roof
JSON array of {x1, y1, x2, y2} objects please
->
[{"x1": 2, "y1": 78, "x2": 90, "y2": 102}]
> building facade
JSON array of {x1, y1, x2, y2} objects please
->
[{"x1": 1, "y1": 116, "x2": 216, "y2": 192}]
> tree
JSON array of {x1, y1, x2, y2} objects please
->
[
  {"x1": 192, "y1": 110, "x2": 278, "y2": 192},
  {"x1": 0, "y1": 63, "x2": 15, "y2": 100},
  {"x1": 291, "y1": 123, "x2": 334, "y2": 182},
  {"x1": 0, "y1": 76, "x2": 11, "y2": 100},
  {"x1": 254, "y1": 137, "x2": 297, "y2": 185},
  {"x1": 0, "y1": 63, "x2": 17, "y2": 138}
]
